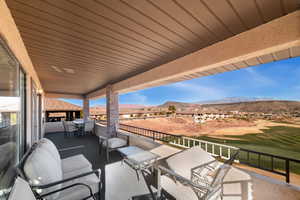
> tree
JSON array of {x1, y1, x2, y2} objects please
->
[{"x1": 168, "y1": 105, "x2": 176, "y2": 114}]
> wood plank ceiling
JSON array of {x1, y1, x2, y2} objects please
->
[{"x1": 6, "y1": 0, "x2": 300, "y2": 95}]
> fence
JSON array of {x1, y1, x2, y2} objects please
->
[{"x1": 117, "y1": 123, "x2": 300, "y2": 183}]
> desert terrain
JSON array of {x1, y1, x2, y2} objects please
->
[{"x1": 122, "y1": 117, "x2": 300, "y2": 137}]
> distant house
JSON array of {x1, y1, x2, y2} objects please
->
[{"x1": 45, "y1": 98, "x2": 81, "y2": 122}]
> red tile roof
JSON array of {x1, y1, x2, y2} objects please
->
[{"x1": 45, "y1": 98, "x2": 81, "y2": 111}]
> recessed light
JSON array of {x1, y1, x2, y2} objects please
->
[
  {"x1": 51, "y1": 65, "x2": 62, "y2": 73},
  {"x1": 63, "y1": 68, "x2": 75, "y2": 74}
]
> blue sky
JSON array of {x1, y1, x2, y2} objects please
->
[{"x1": 62, "y1": 57, "x2": 300, "y2": 106}]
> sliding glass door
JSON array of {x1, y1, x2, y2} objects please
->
[{"x1": 0, "y1": 40, "x2": 26, "y2": 199}]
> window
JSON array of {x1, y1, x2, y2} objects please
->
[{"x1": 0, "y1": 39, "x2": 26, "y2": 199}]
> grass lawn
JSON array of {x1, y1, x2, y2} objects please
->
[{"x1": 196, "y1": 126, "x2": 300, "y2": 174}]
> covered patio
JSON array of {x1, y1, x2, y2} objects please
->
[
  {"x1": 0, "y1": 0, "x2": 300, "y2": 200},
  {"x1": 44, "y1": 124, "x2": 300, "y2": 200}
]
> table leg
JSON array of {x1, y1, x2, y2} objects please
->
[
  {"x1": 141, "y1": 170, "x2": 156, "y2": 200},
  {"x1": 157, "y1": 168, "x2": 161, "y2": 199}
]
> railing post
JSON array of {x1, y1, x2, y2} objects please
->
[
  {"x1": 152, "y1": 131, "x2": 155, "y2": 141},
  {"x1": 220, "y1": 146, "x2": 222, "y2": 158},
  {"x1": 286, "y1": 159, "x2": 290, "y2": 183},
  {"x1": 228, "y1": 148, "x2": 230, "y2": 160},
  {"x1": 271, "y1": 156, "x2": 274, "y2": 171}
]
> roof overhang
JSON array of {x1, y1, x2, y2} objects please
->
[
  {"x1": 3, "y1": 1, "x2": 300, "y2": 99},
  {"x1": 87, "y1": 11, "x2": 300, "y2": 99}
]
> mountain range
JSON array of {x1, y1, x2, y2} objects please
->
[
  {"x1": 160, "y1": 99, "x2": 300, "y2": 113},
  {"x1": 194, "y1": 97, "x2": 275, "y2": 105}
]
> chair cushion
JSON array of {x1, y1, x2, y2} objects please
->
[
  {"x1": 166, "y1": 146, "x2": 215, "y2": 179},
  {"x1": 61, "y1": 154, "x2": 92, "y2": 174},
  {"x1": 104, "y1": 138, "x2": 127, "y2": 149},
  {"x1": 24, "y1": 145, "x2": 63, "y2": 200},
  {"x1": 39, "y1": 138, "x2": 61, "y2": 165},
  {"x1": 161, "y1": 176, "x2": 198, "y2": 200},
  {"x1": 59, "y1": 167, "x2": 100, "y2": 200},
  {"x1": 8, "y1": 177, "x2": 36, "y2": 200},
  {"x1": 161, "y1": 176, "x2": 221, "y2": 200}
]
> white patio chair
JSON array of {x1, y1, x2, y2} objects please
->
[
  {"x1": 62, "y1": 121, "x2": 78, "y2": 137},
  {"x1": 99, "y1": 128, "x2": 129, "y2": 162},
  {"x1": 8, "y1": 177, "x2": 96, "y2": 200},
  {"x1": 84, "y1": 120, "x2": 95, "y2": 135},
  {"x1": 17, "y1": 139, "x2": 101, "y2": 200},
  {"x1": 156, "y1": 146, "x2": 238, "y2": 200}
]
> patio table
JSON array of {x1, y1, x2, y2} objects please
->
[
  {"x1": 118, "y1": 146, "x2": 160, "y2": 199},
  {"x1": 118, "y1": 146, "x2": 160, "y2": 179}
]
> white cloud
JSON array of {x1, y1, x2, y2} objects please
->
[
  {"x1": 244, "y1": 68, "x2": 276, "y2": 86},
  {"x1": 122, "y1": 92, "x2": 149, "y2": 105},
  {"x1": 168, "y1": 82, "x2": 227, "y2": 102}
]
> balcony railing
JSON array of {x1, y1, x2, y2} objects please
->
[
  {"x1": 169, "y1": 136, "x2": 239, "y2": 161},
  {"x1": 116, "y1": 122, "x2": 300, "y2": 184},
  {"x1": 119, "y1": 123, "x2": 181, "y2": 142}
]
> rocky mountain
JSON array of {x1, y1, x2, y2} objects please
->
[
  {"x1": 201, "y1": 100, "x2": 300, "y2": 113},
  {"x1": 159, "y1": 100, "x2": 300, "y2": 113},
  {"x1": 159, "y1": 101, "x2": 201, "y2": 108},
  {"x1": 194, "y1": 97, "x2": 274, "y2": 105}
]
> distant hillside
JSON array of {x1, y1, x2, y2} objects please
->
[
  {"x1": 195, "y1": 97, "x2": 274, "y2": 105},
  {"x1": 159, "y1": 101, "x2": 201, "y2": 108},
  {"x1": 159, "y1": 100, "x2": 300, "y2": 113},
  {"x1": 92, "y1": 104, "x2": 146, "y2": 109},
  {"x1": 202, "y1": 100, "x2": 300, "y2": 113}
]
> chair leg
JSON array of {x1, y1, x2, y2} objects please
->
[
  {"x1": 99, "y1": 141, "x2": 103, "y2": 155},
  {"x1": 106, "y1": 148, "x2": 110, "y2": 162}
]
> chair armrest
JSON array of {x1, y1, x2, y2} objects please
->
[
  {"x1": 158, "y1": 165, "x2": 211, "y2": 191},
  {"x1": 39, "y1": 183, "x2": 95, "y2": 200},
  {"x1": 99, "y1": 135, "x2": 108, "y2": 141},
  {"x1": 58, "y1": 145, "x2": 85, "y2": 153},
  {"x1": 31, "y1": 169, "x2": 101, "y2": 190},
  {"x1": 190, "y1": 160, "x2": 219, "y2": 172},
  {"x1": 117, "y1": 131, "x2": 130, "y2": 145}
]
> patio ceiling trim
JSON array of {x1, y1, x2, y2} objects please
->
[
  {"x1": 86, "y1": 11, "x2": 300, "y2": 99},
  {"x1": 45, "y1": 92, "x2": 83, "y2": 99}
]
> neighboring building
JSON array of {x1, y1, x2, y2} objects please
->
[{"x1": 45, "y1": 98, "x2": 81, "y2": 122}]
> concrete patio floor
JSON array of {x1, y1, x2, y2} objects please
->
[{"x1": 45, "y1": 131, "x2": 300, "y2": 200}]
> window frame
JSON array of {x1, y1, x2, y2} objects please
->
[{"x1": 0, "y1": 37, "x2": 27, "y2": 199}]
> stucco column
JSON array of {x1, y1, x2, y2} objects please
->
[
  {"x1": 106, "y1": 85, "x2": 119, "y2": 137},
  {"x1": 83, "y1": 97, "x2": 90, "y2": 122}
]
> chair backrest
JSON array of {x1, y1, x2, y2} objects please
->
[
  {"x1": 62, "y1": 120, "x2": 68, "y2": 132},
  {"x1": 20, "y1": 142, "x2": 63, "y2": 200},
  {"x1": 8, "y1": 177, "x2": 36, "y2": 200},
  {"x1": 203, "y1": 150, "x2": 239, "y2": 200},
  {"x1": 63, "y1": 121, "x2": 76, "y2": 132},
  {"x1": 84, "y1": 120, "x2": 94, "y2": 132},
  {"x1": 39, "y1": 138, "x2": 61, "y2": 165},
  {"x1": 166, "y1": 146, "x2": 215, "y2": 179}
]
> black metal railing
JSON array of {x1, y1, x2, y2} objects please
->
[
  {"x1": 96, "y1": 122, "x2": 300, "y2": 184},
  {"x1": 238, "y1": 148, "x2": 300, "y2": 183},
  {"x1": 119, "y1": 123, "x2": 181, "y2": 142}
]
